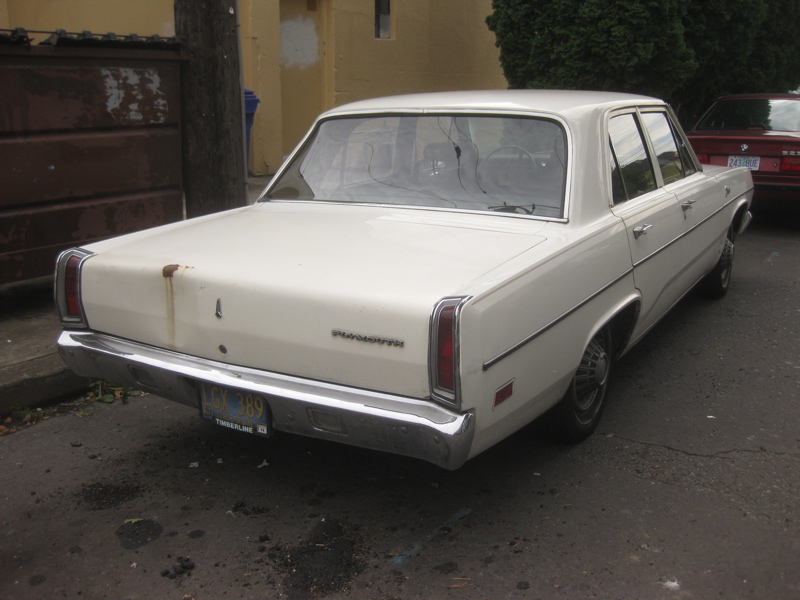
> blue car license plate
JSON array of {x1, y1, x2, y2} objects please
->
[{"x1": 199, "y1": 382, "x2": 272, "y2": 437}]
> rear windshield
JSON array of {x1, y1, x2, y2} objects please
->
[
  {"x1": 696, "y1": 98, "x2": 800, "y2": 132},
  {"x1": 264, "y1": 114, "x2": 568, "y2": 219}
]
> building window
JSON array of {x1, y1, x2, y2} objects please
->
[{"x1": 375, "y1": 0, "x2": 391, "y2": 39}]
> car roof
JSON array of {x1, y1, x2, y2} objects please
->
[{"x1": 322, "y1": 90, "x2": 664, "y2": 119}]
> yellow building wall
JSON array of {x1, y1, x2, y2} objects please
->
[
  {"x1": 257, "y1": 0, "x2": 506, "y2": 175},
  {"x1": 240, "y1": 0, "x2": 283, "y2": 176},
  {"x1": 3, "y1": 0, "x2": 174, "y2": 36},
  {"x1": 332, "y1": 0, "x2": 506, "y2": 107}
]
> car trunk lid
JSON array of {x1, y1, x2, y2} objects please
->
[
  {"x1": 79, "y1": 202, "x2": 546, "y2": 398},
  {"x1": 689, "y1": 130, "x2": 800, "y2": 178}
]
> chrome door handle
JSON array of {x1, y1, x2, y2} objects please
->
[
  {"x1": 681, "y1": 199, "x2": 696, "y2": 211},
  {"x1": 633, "y1": 224, "x2": 653, "y2": 239}
]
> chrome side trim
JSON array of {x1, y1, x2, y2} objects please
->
[
  {"x1": 482, "y1": 268, "x2": 633, "y2": 371},
  {"x1": 57, "y1": 331, "x2": 475, "y2": 470}
]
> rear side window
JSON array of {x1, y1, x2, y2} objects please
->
[{"x1": 608, "y1": 113, "x2": 656, "y2": 203}]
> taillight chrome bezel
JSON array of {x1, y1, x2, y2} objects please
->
[
  {"x1": 55, "y1": 248, "x2": 94, "y2": 328},
  {"x1": 429, "y1": 296, "x2": 470, "y2": 409}
]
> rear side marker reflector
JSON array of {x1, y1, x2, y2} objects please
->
[{"x1": 494, "y1": 380, "x2": 514, "y2": 407}]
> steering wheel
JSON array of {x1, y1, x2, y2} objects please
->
[{"x1": 477, "y1": 145, "x2": 538, "y2": 195}]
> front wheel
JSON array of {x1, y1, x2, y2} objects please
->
[
  {"x1": 698, "y1": 228, "x2": 735, "y2": 299},
  {"x1": 545, "y1": 327, "x2": 612, "y2": 443}
]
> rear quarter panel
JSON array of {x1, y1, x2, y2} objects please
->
[
  {"x1": 699, "y1": 165, "x2": 753, "y2": 234},
  {"x1": 459, "y1": 215, "x2": 638, "y2": 458}
]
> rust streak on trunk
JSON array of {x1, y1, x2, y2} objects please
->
[
  {"x1": 162, "y1": 264, "x2": 180, "y2": 348},
  {"x1": 162, "y1": 264, "x2": 181, "y2": 278}
]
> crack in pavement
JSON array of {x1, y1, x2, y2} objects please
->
[{"x1": 606, "y1": 434, "x2": 800, "y2": 460}]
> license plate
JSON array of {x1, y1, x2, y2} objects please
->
[
  {"x1": 199, "y1": 382, "x2": 272, "y2": 436},
  {"x1": 728, "y1": 155, "x2": 760, "y2": 170}
]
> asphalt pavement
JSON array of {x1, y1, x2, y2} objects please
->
[
  {"x1": 0, "y1": 210, "x2": 796, "y2": 599},
  {"x1": 0, "y1": 177, "x2": 272, "y2": 417}
]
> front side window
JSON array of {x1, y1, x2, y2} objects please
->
[
  {"x1": 608, "y1": 113, "x2": 656, "y2": 202},
  {"x1": 641, "y1": 112, "x2": 685, "y2": 185},
  {"x1": 266, "y1": 114, "x2": 568, "y2": 219}
]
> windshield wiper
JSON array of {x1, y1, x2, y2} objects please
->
[{"x1": 487, "y1": 202, "x2": 535, "y2": 214}]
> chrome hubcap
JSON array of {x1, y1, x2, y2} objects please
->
[
  {"x1": 720, "y1": 238, "x2": 734, "y2": 283},
  {"x1": 573, "y1": 335, "x2": 609, "y2": 418}
]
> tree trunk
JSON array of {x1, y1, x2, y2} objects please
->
[{"x1": 175, "y1": 0, "x2": 246, "y2": 218}]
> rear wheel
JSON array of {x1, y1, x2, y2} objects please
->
[
  {"x1": 699, "y1": 228, "x2": 735, "y2": 299},
  {"x1": 546, "y1": 327, "x2": 612, "y2": 443}
]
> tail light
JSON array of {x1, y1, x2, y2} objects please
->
[
  {"x1": 437, "y1": 305, "x2": 456, "y2": 390},
  {"x1": 781, "y1": 156, "x2": 800, "y2": 172},
  {"x1": 429, "y1": 297, "x2": 469, "y2": 407},
  {"x1": 695, "y1": 153, "x2": 710, "y2": 164},
  {"x1": 55, "y1": 248, "x2": 93, "y2": 328}
]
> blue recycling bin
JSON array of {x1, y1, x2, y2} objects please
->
[{"x1": 244, "y1": 88, "x2": 260, "y2": 165}]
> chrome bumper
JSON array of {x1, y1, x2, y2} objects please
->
[{"x1": 57, "y1": 331, "x2": 475, "y2": 469}]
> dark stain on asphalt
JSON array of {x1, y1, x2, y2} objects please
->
[
  {"x1": 269, "y1": 519, "x2": 364, "y2": 599},
  {"x1": 74, "y1": 479, "x2": 144, "y2": 510},
  {"x1": 433, "y1": 561, "x2": 458, "y2": 574},
  {"x1": 115, "y1": 519, "x2": 164, "y2": 549},
  {"x1": 230, "y1": 500, "x2": 269, "y2": 516},
  {"x1": 160, "y1": 556, "x2": 195, "y2": 579}
]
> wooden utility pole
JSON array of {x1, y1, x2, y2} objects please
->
[{"x1": 175, "y1": 0, "x2": 246, "y2": 218}]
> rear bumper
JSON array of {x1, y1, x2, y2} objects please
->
[
  {"x1": 57, "y1": 330, "x2": 475, "y2": 469},
  {"x1": 750, "y1": 183, "x2": 799, "y2": 211}
]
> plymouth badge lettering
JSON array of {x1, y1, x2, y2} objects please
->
[{"x1": 332, "y1": 329, "x2": 404, "y2": 347}]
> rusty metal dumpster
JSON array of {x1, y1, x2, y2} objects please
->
[{"x1": 1, "y1": 32, "x2": 186, "y2": 285}]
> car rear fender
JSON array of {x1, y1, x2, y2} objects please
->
[
  {"x1": 594, "y1": 297, "x2": 641, "y2": 361},
  {"x1": 732, "y1": 200, "x2": 753, "y2": 238},
  {"x1": 713, "y1": 167, "x2": 754, "y2": 237}
]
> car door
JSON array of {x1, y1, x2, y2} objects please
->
[
  {"x1": 608, "y1": 110, "x2": 687, "y2": 341},
  {"x1": 639, "y1": 110, "x2": 725, "y2": 283}
]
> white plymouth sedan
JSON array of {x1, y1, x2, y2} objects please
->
[{"x1": 55, "y1": 91, "x2": 753, "y2": 469}]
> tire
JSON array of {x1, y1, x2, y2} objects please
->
[
  {"x1": 546, "y1": 327, "x2": 612, "y2": 443},
  {"x1": 699, "y1": 228, "x2": 735, "y2": 299}
]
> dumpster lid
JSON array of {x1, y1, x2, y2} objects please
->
[
  {"x1": 0, "y1": 27, "x2": 31, "y2": 45},
  {"x1": 0, "y1": 27, "x2": 180, "y2": 49}
]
